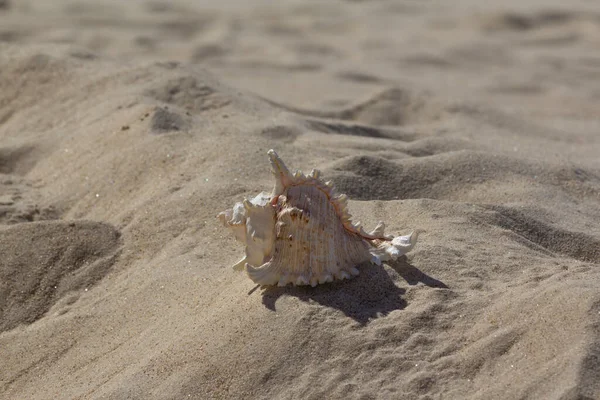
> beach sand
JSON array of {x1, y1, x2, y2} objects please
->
[{"x1": 1, "y1": 1, "x2": 599, "y2": 399}]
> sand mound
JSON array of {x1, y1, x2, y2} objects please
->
[
  {"x1": 325, "y1": 150, "x2": 600, "y2": 204},
  {"x1": 0, "y1": 220, "x2": 121, "y2": 332},
  {"x1": 0, "y1": 1, "x2": 599, "y2": 399}
]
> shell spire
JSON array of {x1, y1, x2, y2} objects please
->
[
  {"x1": 268, "y1": 149, "x2": 293, "y2": 198},
  {"x1": 218, "y1": 149, "x2": 419, "y2": 287}
]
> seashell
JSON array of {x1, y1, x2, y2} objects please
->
[{"x1": 218, "y1": 150, "x2": 419, "y2": 287}]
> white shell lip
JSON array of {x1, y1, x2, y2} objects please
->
[{"x1": 219, "y1": 149, "x2": 419, "y2": 287}]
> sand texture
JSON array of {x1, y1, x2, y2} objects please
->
[{"x1": 1, "y1": 1, "x2": 600, "y2": 399}]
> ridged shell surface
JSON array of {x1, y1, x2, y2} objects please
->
[{"x1": 218, "y1": 150, "x2": 419, "y2": 287}]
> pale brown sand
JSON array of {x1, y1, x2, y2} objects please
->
[{"x1": 1, "y1": 1, "x2": 600, "y2": 399}]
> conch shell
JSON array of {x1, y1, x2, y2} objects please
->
[{"x1": 218, "y1": 150, "x2": 418, "y2": 287}]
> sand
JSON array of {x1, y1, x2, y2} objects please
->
[{"x1": 0, "y1": 0, "x2": 599, "y2": 399}]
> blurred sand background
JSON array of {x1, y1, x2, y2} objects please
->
[{"x1": 1, "y1": 0, "x2": 599, "y2": 399}]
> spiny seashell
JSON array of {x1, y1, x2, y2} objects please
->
[{"x1": 218, "y1": 150, "x2": 419, "y2": 287}]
